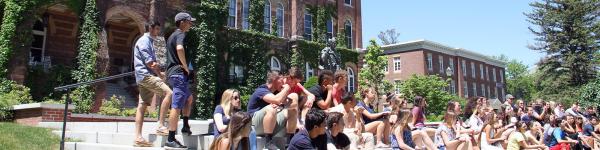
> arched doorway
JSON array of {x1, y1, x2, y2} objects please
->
[{"x1": 104, "y1": 8, "x2": 146, "y2": 107}]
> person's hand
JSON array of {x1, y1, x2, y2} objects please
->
[
  {"x1": 354, "y1": 106, "x2": 365, "y2": 113},
  {"x1": 325, "y1": 85, "x2": 333, "y2": 91},
  {"x1": 305, "y1": 98, "x2": 314, "y2": 108},
  {"x1": 159, "y1": 72, "x2": 166, "y2": 80},
  {"x1": 282, "y1": 83, "x2": 291, "y2": 90},
  {"x1": 381, "y1": 111, "x2": 391, "y2": 116}
]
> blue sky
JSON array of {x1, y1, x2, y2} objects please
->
[{"x1": 361, "y1": 0, "x2": 545, "y2": 68}]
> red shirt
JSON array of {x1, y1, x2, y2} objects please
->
[
  {"x1": 332, "y1": 88, "x2": 345, "y2": 104},
  {"x1": 290, "y1": 83, "x2": 305, "y2": 95}
]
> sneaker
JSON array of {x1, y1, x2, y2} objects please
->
[
  {"x1": 164, "y1": 140, "x2": 187, "y2": 149},
  {"x1": 181, "y1": 126, "x2": 192, "y2": 136}
]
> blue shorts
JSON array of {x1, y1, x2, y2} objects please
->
[{"x1": 169, "y1": 74, "x2": 190, "y2": 109}]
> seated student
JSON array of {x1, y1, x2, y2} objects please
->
[
  {"x1": 328, "y1": 92, "x2": 375, "y2": 149},
  {"x1": 411, "y1": 96, "x2": 437, "y2": 137},
  {"x1": 331, "y1": 70, "x2": 348, "y2": 106},
  {"x1": 288, "y1": 108, "x2": 327, "y2": 150},
  {"x1": 213, "y1": 89, "x2": 241, "y2": 138},
  {"x1": 521, "y1": 105, "x2": 549, "y2": 123},
  {"x1": 545, "y1": 117, "x2": 578, "y2": 150},
  {"x1": 435, "y1": 111, "x2": 472, "y2": 150},
  {"x1": 581, "y1": 116, "x2": 599, "y2": 150},
  {"x1": 524, "y1": 121, "x2": 546, "y2": 146},
  {"x1": 479, "y1": 112, "x2": 506, "y2": 150},
  {"x1": 325, "y1": 112, "x2": 351, "y2": 150},
  {"x1": 391, "y1": 109, "x2": 436, "y2": 150},
  {"x1": 283, "y1": 67, "x2": 316, "y2": 129},
  {"x1": 247, "y1": 71, "x2": 296, "y2": 149},
  {"x1": 210, "y1": 112, "x2": 252, "y2": 150},
  {"x1": 357, "y1": 87, "x2": 391, "y2": 148},
  {"x1": 506, "y1": 121, "x2": 548, "y2": 150},
  {"x1": 308, "y1": 70, "x2": 335, "y2": 110}
]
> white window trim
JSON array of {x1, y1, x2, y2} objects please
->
[
  {"x1": 270, "y1": 56, "x2": 281, "y2": 71},
  {"x1": 30, "y1": 19, "x2": 47, "y2": 65},
  {"x1": 427, "y1": 53, "x2": 433, "y2": 71},
  {"x1": 228, "y1": 0, "x2": 237, "y2": 28},
  {"x1": 305, "y1": 62, "x2": 314, "y2": 79},
  {"x1": 492, "y1": 68, "x2": 497, "y2": 82},
  {"x1": 276, "y1": 3, "x2": 285, "y2": 37},
  {"x1": 472, "y1": 83, "x2": 477, "y2": 97},
  {"x1": 347, "y1": 67, "x2": 355, "y2": 92},
  {"x1": 461, "y1": 60, "x2": 466, "y2": 77},
  {"x1": 485, "y1": 66, "x2": 489, "y2": 81},
  {"x1": 480, "y1": 64, "x2": 484, "y2": 79},
  {"x1": 264, "y1": 0, "x2": 271, "y2": 33},
  {"x1": 394, "y1": 80, "x2": 402, "y2": 94},
  {"x1": 481, "y1": 83, "x2": 485, "y2": 97},
  {"x1": 344, "y1": 19, "x2": 353, "y2": 49},
  {"x1": 326, "y1": 17, "x2": 334, "y2": 39},
  {"x1": 393, "y1": 57, "x2": 401, "y2": 72},
  {"x1": 449, "y1": 58, "x2": 454, "y2": 74},
  {"x1": 471, "y1": 62, "x2": 475, "y2": 78},
  {"x1": 463, "y1": 81, "x2": 468, "y2": 97},
  {"x1": 344, "y1": 0, "x2": 353, "y2": 7},
  {"x1": 438, "y1": 55, "x2": 444, "y2": 73}
]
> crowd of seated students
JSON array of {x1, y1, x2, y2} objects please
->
[{"x1": 208, "y1": 69, "x2": 600, "y2": 150}]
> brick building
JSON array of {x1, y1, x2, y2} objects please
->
[
  {"x1": 7, "y1": 0, "x2": 362, "y2": 110},
  {"x1": 381, "y1": 40, "x2": 507, "y2": 100}
]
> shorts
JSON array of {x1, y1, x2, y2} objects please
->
[
  {"x1": 137, "y1": 75, "x2": 171, "y2": 105},
  {"x1": 251, "y1": 106, "x2": 288, "y2": 137},
  {"x1": 168, "y1": 74, "x2": 190, "y2": 109}
]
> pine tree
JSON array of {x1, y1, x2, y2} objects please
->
[{"x1": 525, "y1": 0, "x2": 600, "y2": 102}]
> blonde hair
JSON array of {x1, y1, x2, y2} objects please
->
[{"x1": 220, "y1": 89, "x2": 239, "y2": 117}]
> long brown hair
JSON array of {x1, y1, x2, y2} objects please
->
[
  {"x1": 479, "y1": 112, "x2": 497, "y2": 142},
  {"x1": 393, "y1": 109, "x2": 413, "y2": 131},
  {"x1": 210, "y1": 112, "x2": 251, "y2": 150}
]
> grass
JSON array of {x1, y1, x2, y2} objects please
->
[{"x1": 0, "y1": 122, "x2": 60, "y2": 150}]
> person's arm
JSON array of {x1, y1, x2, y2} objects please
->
[
  {"x1": 485, "y1": 126, "x2": 505, "y2": 143},
  {"x1": 213, "y1": 113, "x2": 228, "y2": 132},
  {"x1": 554, "y1": 129, "x2": 578, "y2": 144},
  {"x1": 518, "y1": 140, "x2": 546, "y2": 150},
  {"x1": 394, "y1": 129, "x2": 415, "y2": 150},
  {"x1": 440, "y1": 130, "x2": 463, "y2": 146},
  {"x1": 536, "y1": 106, "x2": 549, "y2": 120},
  {"x1": 316, "y1": 85, "x2": 333, "y2": 109},
  {"x1": 175, "y1": 44, "x2": 189, "y2": 75},
  {"x1": 411, "y1": 108, "x2": 419, "y2": 126},
  {"x1": 592, "y1": 128, "x2": 600, "y2": 140},
  {"x1": 261, "y1": 85, "x2": 291, "y2": 105},
  {"x1": 332, "y1": 84, "x2": 340, "y2": 106},
  {"x1": 299, "y1": 84, "x2": 316, "y2": 108},
  {"x1": 361, "y1": 108, "x2": 387, "y2": 120}
]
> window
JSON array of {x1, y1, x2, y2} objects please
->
[
  {"x1": 492, "y1": 68, "x2": 497, "y2": 82},
  {"x1": 228, "y1": 0, "x2": 237, "y2": 28},
  {"x1": 501, "y1": 87, "x2": 505, "y2": 100},
  {"x1": 29, "y1": 20, "x2": 46, "y2": 66},
  {"x1": 303, "y1": 10, "x2": 312, "y2": 40},
  {"x1": 472, "y1": 83, "x2": 477, "y2": 96},
  {"x1": 263, "y1": 0, "x2": 271, "y2": 33},
  {"x1": 479, "y1": 64, "x2": 484, "y2": 79},
  {"x1": 229, "y1": 64, "x2": 244, "y2": 82},
  {"x1": 326, "y1": 18, "x2": 333, "y2": 40},
  {"x1": 384, "y1": 63, "x2": 388, "y2": 72},
  {"x1": 496, "y1": 87, "x2": 500, "y2": 99},
  {"x1": 345, "y1": 0, "x2": 352, "y2": 6},
  {"x1": 438, "y1": 55, "x2": 444, "y2": 73},
  {"x1": 393, "y1": 57, "x2": 401, "y2": 71},
  {"x1": 242, "y1": 0, "x2": 250, "y2": 29},
  {"x1": 449, "y1": 58, "x2": 454, "y2": 74},
  {"x1": 305, "y1": 62, "x2": 314, "y2": 79},
  {"x1": 344, "y1": 20, "x2": 352, "y2": 49},
  {"x1": 500, "y1": 70, "x2": 504, "y2": 82},
  {"x1": 463, "y1": 81, "x2": 468, "y2": 97},
  {"x1": 395, "y1": 80, "x2": 402, "y2": 94},
  {"x1": 481, "y1": 84, "x2": 485, "y2": 97},
  {"x1": 270, "y1": 56, "x2": 281, "y2": 71},
  {"x1": 485, "y1": 66, "x2": 489, "y2": 81},
  {"x1": 450, "y1": 80, "x2": 456, "y2": 95},
  {"x1": 276, "y1": 3, "x2": 284, "y2": 37},
  {"x1": 347, "y1": 67, "x2": 355, "y2": 92},
  {"x1": 487, "y1": 85, "x2": 491, "y2": 98},
  {"x1": 470, "y1": 62, "x2": 475, "y2": 78},
  {"x1": 427, "y1": 53, "x2": 433, "y2": 71},
  {"x1": 461, "y1": 60, "x2": 466, "y2": 77}
]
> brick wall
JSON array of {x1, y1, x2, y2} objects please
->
[{"x1": 14, "y1": 107, "x2": 72, "y2": 126}]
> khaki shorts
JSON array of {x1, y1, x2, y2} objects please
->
[
  {"x1": 138, "y1": 75, "x2": 171, "y2": 105},
  {"x1": 252, "y1": 106, "x2": 288, "y2": 137}
]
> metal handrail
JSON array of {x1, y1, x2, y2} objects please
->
[{"x1": 53, "y1": 71, "x2": 134, "y2": 150}]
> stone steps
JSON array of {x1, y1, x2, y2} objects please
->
[{"x1": 64, "y1": 142, "x2": 167, "y2": 150}]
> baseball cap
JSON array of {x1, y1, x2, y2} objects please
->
[
  {"x1": 175, "y1": 12, "x2": 196, "y2": 22},
  {"x1": 506, "y1": 94, "x2": 514, "y2": 99}
]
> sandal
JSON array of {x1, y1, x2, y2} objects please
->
[
  {"x1": 156, "y1": 126, "x2": 169, "y2": 136},
  {"x1": 133, "y1": 139, "x2": 153, "y2": 147}
]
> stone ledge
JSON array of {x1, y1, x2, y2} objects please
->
[{"x1": 12, "y1": 103, "x2": 74, "y2": 110}]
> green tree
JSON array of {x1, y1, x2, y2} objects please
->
[
  {"x1": 399, "y1": 75, "x2": 455, "y2": 115},
  {"x1": 505, "y1": 59, "x2": 536, "y2": 101},
  {"x1": 358, "y1": 40, "x2": 390, "y2": 104},
  {"x1": 579, "y1": 76, "x2": 600, "y2": 109},
  {"x1": 525, "y1": 0, "x2": 599, "y2": 103},
  {"x1": 377, "y1": 29, "x2": 401, "y2": 45}
]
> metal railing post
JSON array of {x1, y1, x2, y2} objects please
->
[{"x1": 60, "y1": 89, "x2": 70, "y2": 150}]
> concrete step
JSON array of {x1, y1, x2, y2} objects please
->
[
  {"x1": 39, "y1": 120, "x2": 214, "y2": 135},
  {"x1": 64, "y1": 142, "x2": 168, "y2": 150},
  {"x1": 52, "y1": 131, "x2": 157, "y2": 147}
]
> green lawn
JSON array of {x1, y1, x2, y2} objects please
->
[{"x1": 0, "y1": 122, "x2": 60, "y2": 150}]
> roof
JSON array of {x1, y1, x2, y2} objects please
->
[{"x1": 379, "y1": 39, "x2": 507, "y2": 68}]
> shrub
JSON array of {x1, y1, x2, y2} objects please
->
[
  {"x1": 0, "y1": 81, "x2": 33, "y2": 120},
  {"x1": 99, "y1": 95, "x2": 124, "y2": 116},
  {"x1": 304, "y1": 76, "x2": 318, "y2": 89}
]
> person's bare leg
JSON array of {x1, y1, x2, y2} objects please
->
[
  {"x1": 286, "y1": 93, "x2": 298, "y2": 133},
  {"x1": 418, "y1": 130, "x2": 436, "y2": 150},
  {"x1": 158, "y1": 92, "x2": 172, "y2": 128},
  {"x1": 383, "y1": 119, "x2": 390, "y2": 144},
  {"x1": 365, "y1": 121, "x2": 385, "y2": 145},
  {"x1": 411, "y1": 130, "x2": 425, "y2": 148},
  {"x1": 168, "y1": 109, "x2": 180, "y2": 131},
  {"x1": 262, "y1": 107, "x2": 277, "y2": 134},
  {"x1": 183, "y1": 95, "x2": 193, "y2": 116},
  {"x1": 135, "y1": 103, "x2": 148, "y2": 140}
]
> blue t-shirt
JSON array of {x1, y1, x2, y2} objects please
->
[
  {"x1": 546, "y1": 128, "x2": 566, "y2": 147},
  {"x1": 288, "y1": 129, "x2": 316, "y2": 150},
  {"x1": 212, "y1": 105, "x2": 230, "y2": 138},
  {"x1": 247, "y1": 84, "x2": 272, "y2": 116},
  {"x1": 520, "y1": 114, "x2": 532, "y2": 123},
  {"x1": 357, "y1": 101, "x2": 382, "y2": 124},
  {"x1": 583, "y1": 123, "x2": 595, "y2": 136},
  {"x1": 391, "y1": 128, "x2": 415, "y2": 149}
]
